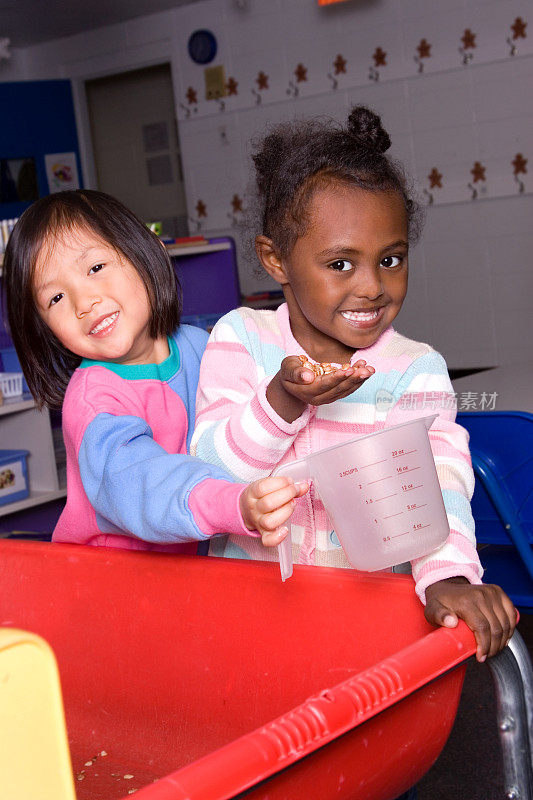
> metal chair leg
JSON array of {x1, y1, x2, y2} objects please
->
[{"x1": 487, "y1": 631, "x2": 533, "y2": 799}]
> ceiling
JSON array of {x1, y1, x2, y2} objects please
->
[{"x1": 1, "y1": 0, "x2": 201, "y2": 48}]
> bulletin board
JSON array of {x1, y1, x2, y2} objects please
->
[{"x1": 0, "y1": 80, "x2": 82, "y2": 218}]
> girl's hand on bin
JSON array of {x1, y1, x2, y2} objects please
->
[
  {"x1": 424, "y1": 577, "x2": 518, "y2": 662},
  {"x1": 239, "y1": 476, "x2": 309, "y2": 546}
]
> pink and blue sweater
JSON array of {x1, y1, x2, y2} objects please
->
[
  {"x1": 190, "y1": 304, "x2": 483, "y2": 602},
  {"x1": 53, "y1": 324, "x2": 253, "y2": 551}
]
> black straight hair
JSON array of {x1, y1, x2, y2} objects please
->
[{"x1": 2, "y1": 189, "x2": 182, "y2": 408}]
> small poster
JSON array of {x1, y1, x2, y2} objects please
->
[{"x1": 45, "y1": 152, "x2": 80, "y2": 193}]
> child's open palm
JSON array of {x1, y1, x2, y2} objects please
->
[
  {"x1": 239, "y1": 476, "x2": 309, "y2": 546},
  {"x1": 281, "y1": 356, "x2": 374, "y2": 406},
  {"x1": 267, "y1": 356, "x2": 375, "y2": 423}
]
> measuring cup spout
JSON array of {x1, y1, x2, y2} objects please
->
[{"x1": 423, "y1": 413, "x2": 439, "y2": 431}]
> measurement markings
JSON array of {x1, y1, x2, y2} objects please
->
[
  {"x1": 360, "y1": 459, "x2": 388, "y2": 469},
  {"x1": 407, "y1": 503, "x2": 427, "y2": 511},
  {"x1": 375, "y1": 493, "x2": 397, "y2": 502},
  {"x1": 400, "y1": 466, "x2": 421, "y2": 474},
  {"x1": 384, "y1": 511, "x2": 404, "y2": 519},
  {"x1": 367, "y1": 475, "x2": 393, "y2": 485},
  {"x1": 392, "y1": 449, "x2": 418, "y2": 458},
  {"x1": 391, "y1": 531, "x2": 410, "y2": 539},
  {"x1": 402, "y1": 484, "x2": 423, "y2": 493}
]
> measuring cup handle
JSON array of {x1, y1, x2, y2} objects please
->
[{"x1": 272, "y1": 460, "x2": 311, "y2": 581}]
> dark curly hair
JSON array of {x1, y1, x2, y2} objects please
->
[
  {"x1": 2, "y1": 190, "x2": 182, "y2": 408},
  {"x1": 250, "y1": 105, "x2": 424, "y2": 259}
]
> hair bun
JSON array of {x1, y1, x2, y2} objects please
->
[{"x1": 346, "y1": 106, "x2": 391, "y2": 154}]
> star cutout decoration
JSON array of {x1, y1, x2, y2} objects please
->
[
  {"x1": 231, "y1": 194, "x2": 243, "y2": 214},
  {"x1": 333, "y1": 54, "x2": 347, "y2": 75},
  {"x1": 226, "y1": 77, "x2": 238, "y2": 96},
  {"x1": 512, "y1": 153, "x2": 528, "y2": 175},
  {"x1": 256, "y1": 71, "x2": 269, "y2": 90},
  {"x1": 417, "y1": 39, "x2": 432, "y2": 59},
  {"x1": 511, "y1": 17, "x2": 527, "y2": 39},
  {"x1": 294, "y1": 64, "x2": 307, "y2": 83},
  {"x1": 428, "y1": 168, "x2": 443, "y2": 189},
  {"x1": 461, "y1": 29, "x2": 476, "y2": 50},
  {"x1": 196, "y1": 200, "x2": 207, "y2": 218},
  {"x1": 295, "y1": 63, "x2": 308, "y2": 82},
  {"x1": 186, "y1": 87, "x2": 197, "y2": 105},
  {"x1": 471, "y1": 161, "x2": 486, "y2": 183},
  {"x1": 373, "y1": 47, "x2": 387, "y2": 67}
]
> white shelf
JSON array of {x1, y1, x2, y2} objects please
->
[
  {"x1": 0, "y1": 399, "x2": 64, "y2": 522},
  {"x1": 0, "y1": 241, "x2": 231, "y2": 274},
  {"x1": 0, "y1": 394, "x2": 35, "y2": 416},
  {"x1": 166, "y1": 242, "x2": 230, "y2": 258},
  {"x1": 0, "y1": 488, "x2": 67, "y2": 518}
]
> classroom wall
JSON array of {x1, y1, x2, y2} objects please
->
[{"x1": 1, "y1": 0, "x2": 532, "y2": 370}]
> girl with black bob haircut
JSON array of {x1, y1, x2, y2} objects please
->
[
  {"x1": 192, "y1": 106, "x2": 516, "y2": 677},
  {"x1": 4, "y1": 189, "x2": 181, "y2": 408},
  {"x1": 2, "y1": 189, "x2": 308, "y2": 553}
]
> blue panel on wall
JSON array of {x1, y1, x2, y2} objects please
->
[{"x1": 0, "y1": 80, "x2": 82, "y2": 218}]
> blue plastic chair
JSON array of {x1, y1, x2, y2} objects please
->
[{"x1": 457, "y1": 411, "x2": 533, "y2": 610}]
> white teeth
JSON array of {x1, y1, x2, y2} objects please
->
[
  {"x1": 341, "y1": 310, "x2": 379, "y2": 321},
  {"x1": 90, "y1": 312, "x2": 118, "y2": 334}
]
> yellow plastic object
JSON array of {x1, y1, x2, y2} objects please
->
[{"x1": 0, "y1": 628, "x2": 76, "y2": 800}]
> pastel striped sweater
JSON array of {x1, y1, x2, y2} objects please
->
[{"x1": 190, "y1": 303, "x2": 483, "y2": 602}]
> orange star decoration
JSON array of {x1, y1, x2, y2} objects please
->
[
  {"x1": 226, "y1": 77, "x2": 238, "y2": 96},
  {"x1": 231, "y1": 195, "x2": 243, "y2": 214},
  {"x1": 417, "y1": 39, "x2": 432, "y2": 59},
  {"x1": 373, "y1": 47, "x2": 387, "y2": 67},
  {"x1": 333, "y1": 54, "x2": 347, "y2": 75},
  {"x1": 295, "y1": 63, "x2": 308, "y2": 82},
  {"x1": 512, "y1": 153, "x2": 528, "y2": 175},
  {"x1": 186, "y1": 87, "x2": 198, "y2": 104},
  {"x1": 511, "y1": 17, "x2": 527, "y2": 39},
  {"x1": 256, "y1": 71, "x2": 269, "y2": 90},
  {"x1": 461, "y1": 29, "x2": 476, "y2": 49},
  {"x1": 428, "y1": 168, "x2": 442, "y2": 189},
  {"x1": 196, "y1": 200, "x2": 207, "y2": 218},
  {"x1": 471, "y1": 161, "x2": 486, "y2": 183}
]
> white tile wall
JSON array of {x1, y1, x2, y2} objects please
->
[{"x1": 3, "y1": 0, "x2": 532, "y2": 370}]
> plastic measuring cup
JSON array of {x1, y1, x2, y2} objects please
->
[{"x1": 273, "y1": 415, "x2": 449, "y2": 580}]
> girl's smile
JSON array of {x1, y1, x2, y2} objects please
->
[
  {"x1": 88, "y1": 311, "x2": 120, "y2": 336},
  {"x1": 34, "y1": 226, "x2": 169, "y2": 365},
  {"x1": 259, "y1": 184, "x2": 409, "y2": 364}
]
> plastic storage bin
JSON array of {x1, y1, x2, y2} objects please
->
[
  {"x1": 0, "y1": 541, "x2": 478, "y2": 800},
  {"x1": 0, "y1": 347, "x2": 29, "y2": 392},
  {"x1": 0, "y1": 449, "x2": 29, "y2": 506},
  {"x1": 0, "y1": 371, "x2": 23, "y2": 398}
]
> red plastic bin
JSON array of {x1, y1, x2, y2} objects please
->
[{"x1": 0, "y1": 541, "x2": 477, "y2": 799}]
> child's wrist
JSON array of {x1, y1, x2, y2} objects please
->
[{"x1": 266, "y1": 373, "x2": 307, "y2": 423}]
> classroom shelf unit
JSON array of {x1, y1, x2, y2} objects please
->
[{"x1": 0, "y1": 395, "x2": 66, "y2": 521}]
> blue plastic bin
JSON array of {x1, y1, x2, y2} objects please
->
[{"x1": 0, "y1": 449, "x2": 30, "y2": 507}]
